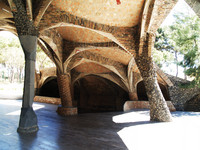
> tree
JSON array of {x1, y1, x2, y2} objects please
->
[
  {"x1": 0, "y1": 35, "x2": 24, "y2": 83},
  {"x1": 155, "y1": 12, "x2": 200, "y2": 86},
  {"x1": 169, "y1": 13, "x2": 200, "y2": 84},
  {"x1": 169, "y1": 13, "x2": 200, "y2": 79},
  {"x1": 0, "y1": 34, "x2": 55, "y2": 83},
  {"x1": 154, "y1": 27, "x2": 176, "y2": 74}
]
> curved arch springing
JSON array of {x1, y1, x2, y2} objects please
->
[
  {"x1": 67, "y1": 55, "x2": 129, "y2": 89},
  {"x1": 72, "y1": 72, "x2": 129, "y2": 92},
  {"x1": 41, "y1": 23, "x2": 131, "y2": 54}
]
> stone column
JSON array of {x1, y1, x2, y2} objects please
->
[
  {"x1": 137, "y1": 57, "x2": 172, "y2": 121},
  {"x1": 17, "y1": 36, "x2": 38, "y2": 133},
  {"x1": 57, "y1": 73, "x2": 77, "y2": 116},
  {"x1": 136, "y1": 33, "x2": 172, "y2": 122},
  {"x1": 129, "y1": 90, "x2": 138, "y2": 101},
  {"x1": 128, "y1": 58, "x2": 139, "y2": 101}
]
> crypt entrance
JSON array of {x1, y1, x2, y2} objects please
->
[{"x1": 73, "y1": 75, "x2": 129, "y2": 113}]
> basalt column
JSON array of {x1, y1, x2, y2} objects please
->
[
  {"x1": 17, "y1": 36, "x2": 39, "y2": 133},
  {"x1": 136, "y1": 33, "x2": 172, "y2": 122},
  {"x1": 57, "y1": 73, "x2": 77, "y2": 116},
  {"x1": 8, "y1": 0, "x2": 39, "y2": 133}
]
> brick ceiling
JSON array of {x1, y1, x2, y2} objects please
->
[
  {"x1": 57, "y1": 26, "x2": 112, "y2": 43},
  {"x1": 51, "y1": 0, "x2": 145, "y2": 27}
]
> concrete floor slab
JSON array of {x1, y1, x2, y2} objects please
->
[{"x1": 0, "y1": 100, "x2": 200, "y2": 150}]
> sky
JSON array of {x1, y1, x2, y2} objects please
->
[
  {"x1": 0, "y1": 31, "x2": 16, "y2": 38},
  {"x1": 162, "y1": 0, "x2": 195, "y2": 27}
]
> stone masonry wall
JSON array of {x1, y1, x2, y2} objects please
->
[{"x1": 167, "y1": 74, "x2": 200, "y2": 110}]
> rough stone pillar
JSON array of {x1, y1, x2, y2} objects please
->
[
  {"x1": 135, "y1": 33, "x2": 172, "y2": 122},
  {"x1": 136, "y1": 56, "x2": 172, "y2": 122},
  {"x1": 17, "y1": 36, "x2": 38, "y2": 133},
  {"x1": 57, "y1": 73, "x2": 77, "y2": 116}
]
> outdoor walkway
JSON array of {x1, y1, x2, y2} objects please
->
[{"x1": 0, "y1": 100, "x2": 200, "y2": 150}]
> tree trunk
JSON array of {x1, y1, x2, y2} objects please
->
[
  {"x1": 20, "y1": 67, "x2": 23, "y2": 83},
  {"x1": 184, "y1": 67, "x2": 187, "y2": 80},
  {"x1": 9, "y1": 67, "x2": 14, "y2": 83},
  {"x1": 17, "y1": 68, "x2": 19, "y2": 82},
  {"x1": 175, "y1": 51, "x2": 178, "y2": 77},
  {"x1": 136, "y1": 56, "x2": 172, "y2": 122}
]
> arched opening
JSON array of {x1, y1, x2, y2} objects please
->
[
  {"x1": 73, "y1": 75, "x2": 129, "y2": 113},
  {"x1": 38, "y1": 77, "x2": 60, "y2": 98},
  {"x1": 0, "y1": 31, "x2": 24, "y2": 99},
  {"x1": 137, "y1": 81, "x2": 170, "y2": 101}
]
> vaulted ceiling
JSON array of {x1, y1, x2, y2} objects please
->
[{"x1": 0, "y1": 0, "x2": 183, "y2": 90}]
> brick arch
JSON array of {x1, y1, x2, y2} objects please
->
[
  {"x1": 42, "y1": 23, "x2": 130, "y2": 53},
  {"x1": 64, "y1": 46, "x2": 131, "y2": 68},
  {"x1": 65, "y1": 49, "x2": 129, "y2": 87},
  {"x1": 68, "y1": 59, "x2": 125, "y2": 78},
  {"x1": 72, "y1": 72, "x2": 129, "y2": 92}
]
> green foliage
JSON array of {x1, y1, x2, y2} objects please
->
[
  {"x1": 0, "y1": 34, "x2": 24, "y2": 83},
  {"x1": 0, "y1": 36, "x2": 23, "y2": 64},
  {"x1": 171, "y1": 13, "x2": 200, "y2": 87},
  {"x1": 154, "y1": 12, "x2": 200, "y2": 87},
  {"x1": 154, "y1": 27, "x2": 175, "y2": 71},
  {"x1": 153, "y1": 48, "x2": 174, "y2": 68},
  {"x1": 154, "y1": 28, "x2": 174, "y2": 53},
  {"x1": 0, "y1": 32, "x2": 55, "y2": 83}
]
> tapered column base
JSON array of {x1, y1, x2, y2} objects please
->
[{"x1": 17, "y1": 107, "x2": 38, "y2": 133}]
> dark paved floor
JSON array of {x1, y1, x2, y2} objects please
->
[
  {"x1": 0, "y1": 100, "x2": 133, "y2": 150},
  {"x1": 1, "y1": 100, "x2": 200, "y2": 150}
]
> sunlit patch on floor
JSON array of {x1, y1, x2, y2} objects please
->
[
  {"x1": 116, "y1": 111, "x2": 200, "y2": 150},
  {"x1": 112, "y1": 110, "x2": 150, "y2": 123},
  {"x1": 4, "y1": 101, "x2": 45, "y2": 116}
]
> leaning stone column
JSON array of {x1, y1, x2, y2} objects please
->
[
  {"x1": 17, "y1": 36, "x2": 39, "y2": 133},
  {"x1": 57, "y1": 73, "x2": 77, "y2": 116},
  {"x1": 136, "y1": 33, "x2": 172, "y2": 122},
  {"x1": 136, "y1": 56, "x2": 172, "y2": 122}
]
